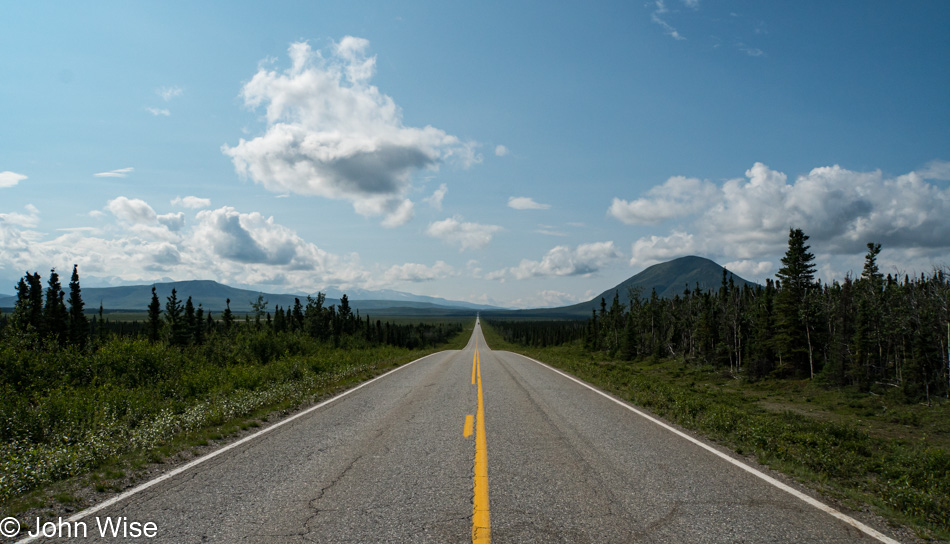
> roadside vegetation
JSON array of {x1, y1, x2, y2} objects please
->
[
  {"x1": 0, "y1": 268, "x2": 471, "y2": 516},
  {"x1": 485, "y1": 229, "x2": 950, "y2": 540}
]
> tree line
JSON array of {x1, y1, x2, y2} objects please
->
[
  {"x1": 491, "y1": 229, "x2": 950, "y2": 403},
  {"x1": 0, "y1": 269, "x2": 462, "y2": 352}
]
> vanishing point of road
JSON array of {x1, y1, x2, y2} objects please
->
[{"x1": 18, "y1": 323, "x2": 903, "y2": 543}]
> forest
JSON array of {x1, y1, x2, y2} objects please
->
[
  {"x1": 491, "y1": 229, "x2": 950, "y2": 403},
  {"x1": 0, "y1": 267, "x2": 465, "y2": 504}
]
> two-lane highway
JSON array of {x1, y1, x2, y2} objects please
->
[{"x1": 21, "y1": 324, "x2": 901, "y2": 543}]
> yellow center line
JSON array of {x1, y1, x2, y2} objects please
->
[
  {"x1": 471, "y1": 347, "x2": 477, "y2": 385},
  {"x1": 463, "y1": 414, "x2": 474, "y2": 438},
  {"x1": 472, "y1": 341, "x2": 490, "y2": 543}
]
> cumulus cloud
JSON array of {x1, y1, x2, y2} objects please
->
[
  {"x1": 495, "y1": 145, "x2": 509, "y2": 157},
  {"x1": 157, "y1": 212, "x2": 185, "y2": 231},
  {"x1": 171, "y1": 196, "x2": 211, "y2": 209},
  {"x1": 496, "y1": 241, "x2": 619, "y2": 280},
  {"x1": 423, "y1": 183, "x2": 448, "y2": 210},
  {"x1": 609, "y1": 176, "x2": 717, "y2": 225},
  {"x1": 724, "y1": 260, "x2": 773, "y2": 278},
  {"x1": 508, "y1": 196, "x2": 551, "y2": 210},
  {"x1": 0, "y1": 198, "x2": 378, "y2": 292},
  {"x1": 383, "y1": 260, "x2": 455, "y2": 283},
  {"x1": 0, "y1": 171, "x2": 27, "y2": 188},
  {"x1": 192, "y1": 207, "x2": 317, "y2": 266},
  {"x1": 106, "y1": 196, "x2": 158, "y2": 224},
  {"x1": 0, "y1": 204, "x2": 40, "y2": 228},
  {"x1": 146, "y1": 107, "x2": 170, "y2": 116},
  {"x1": 618, "y1": 161, "x2": 950, "y2": 279},
  {"x1": 426, "y1": 216, "x2": 502, "y2": 251},
  {"x1": 920, "y1": 159, "x2": 950, "y2": 181},
  {"x1": 222, "y1": 38, "x2": 479, "y2": 227},
  {"x1": 509, "y1": 289, "x2": 581, "y2": 309},
  {"x1": 94, "y1": 167, "x2": 134, "y2": 178}
]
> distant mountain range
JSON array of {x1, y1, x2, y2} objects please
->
[
  {"x1": 483, "y1": 256, "x2": 759, "y2": 318},
  {"x1": 0, "y1": 256, "x2": 758, "y2": 318},
  {"x1": 0, "y1": 280, "x2": 503, "y2": 314}
]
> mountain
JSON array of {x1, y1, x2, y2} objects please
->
[
  {"x1": 0, "y1": 280, "x2": 501, "y2": 314},
  {"x1": 485, "y1": 256, "x2": 759, "y2": 319},
  {"x1": 321, "y1": 287, "x2": 501, "y2": 311}
]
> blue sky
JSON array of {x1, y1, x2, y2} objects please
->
[{"x1": 2, "y1": 1, "x2": 949, "y2": 308}]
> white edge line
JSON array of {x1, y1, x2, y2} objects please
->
[
  {"x1": 510, "y1": 352, "x2": 902, "y2": 544},
  {"x1": 14, "y1": 351, "x2": 446, "y2": 544}
]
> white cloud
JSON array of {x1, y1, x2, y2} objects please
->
[
  {"x1": 0, "y1": 171, "x2": 27, "y2": 188},
  {"x1": 498, "y1": 241, "x2": 619, "y2": 280},
  {"x1": 920, "y1": 159, "x2": 950, "y2": 181},
  {"x1": 495, "y1": 145, "x2": 509, "y2": 157},
  {"x1": 193, "y1": 207, "x2": 317, "y2": 267},
  {"x1": 94, "y1": 167, "x2": 134, "y2": 178},
  {"x1": 383, "y1": 260, "x2": 455, "y2": 283},
  {"x1": 222, "y1": 38, "x2": 479, "y2": 227},
  {"x1": 630, "y1": 231, "x2": 698, "y2": 268},
  {"x1": 509, "y1": 289, "x2": 581, "y2": 309},
  {"x1": 379, "y1": 198, "x2": 414, "y2": 228},
  {"x1": 651, "y1": 0, "x2": 686, "y2": 40},
  {"x1": 619, "y1": 161, "x2": 950, "y2": 279},
  {"x1": 146, "y1": 107, "x2": 171, "y2": 116},
  {"x1": 157, "y1": 212, "x2": 185, "y2": 231},
  {"x1": 508, "y1": 196, "x2": 551, "y2": 210},
  {"x1": 157, "y1": 86, "x2": 183, "y2": 101},
  {"x1": 609, "y1": 175, "x2": 717, "y2": 224},
  {"x1": 423, "y1": 183, "x2": 448, "y2": 210},
  {"x1": 724, "y1": 260, "x2": 773, "y2": 278},
  {"x1": 171, "y1": 196, "x2": 211, "y2": 209},
  {"x1": 426, "y1": 216, "x2": 502, "y2": 251},
  {"x1": 534, "y1": 227, "x2": 567, "y2": 237},
  {"x1": 106, "y1": 196, "x2": 158, "y2": 224},
  {"x1": 0, "y1": 198, "x2": 379, "y2": 292},
  {"x1": 0, "y1": 204, "x2": 40, "y2": 228}
]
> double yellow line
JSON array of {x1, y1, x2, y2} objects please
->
[{"x1": 466, "y1": 336, "x2": 490, "y2": 543}]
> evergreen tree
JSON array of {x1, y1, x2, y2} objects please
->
[
  {"x1": 195, "y1": 304, "x2": 205, "y2": 344},
  {"x1": 165, "y1": 288, "x2": 187, "y2": 345},
  {"x1": 184, "y1": 296, "x2": 196, "y2": 345},
  {"x1": 147, "y1": 286, "x2": 162, "y2": 342},
  {"x1": 44, "y1": 269, "x2": 68, "y2": 343},
  {"x1": 251, "y1": 294, "x2": 267, "y2": 329},
  {"x1": 67, "y1": 264, "x2": 88, "y2": 348},
  {"x1": 774, "y1": 228, "x2": 818, "y2": 377},
  {"x1": 853, "y1": 243, "x2": 885, "y2": 387},
  {"x1": 14, "y1": 272, "x2": 47, "y2": 335},
  {"x1": 222, "y1": 298, "x2": 234, "y2": 331}
]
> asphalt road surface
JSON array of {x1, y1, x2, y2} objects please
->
[{"x1": 19, "y1": 323, "x2": 902, "y2": 543}]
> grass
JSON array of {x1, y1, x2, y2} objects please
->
[
  {"x1": 480, "y1": 322, "x2": 950, "y2": 541},
  {"x1": 0, "y1": 320, "x2": 473, "y2": 521}
]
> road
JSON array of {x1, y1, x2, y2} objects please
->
[{"x1": 19, "y1": 323, "x2": 901, "y2": 543}]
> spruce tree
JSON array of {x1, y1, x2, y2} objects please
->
[
  {"x1": 774, "y1": 228, "x2": 818, "y2": 377},
  {"x1": 44, "y1": 269, "x2": 68, "y2": 343},
  {"x1": 195, "y1": 304, "x2": 205, "y2": 344},
  {"x1": 20, "y1": 272, "x2": 45, "y2": 334},
  {"x1": 165, "y1": 288, "x2": 186, "y2": 345},
  {"x1": 147, "y1": 286, "x2": 162, "y2": 342},
  {"x1": 184, "y1": 296, "x2": 196, "y2": 345},
  {"x1": 67, "y1": 264, "x2": 88, "y2": 348},
  {"x1": 222, "y1": 298, "x2": 234, "y2": 331}
]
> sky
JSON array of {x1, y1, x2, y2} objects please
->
[{"x1": 1, "y1": 1, "x2": 949, "y2": 308}]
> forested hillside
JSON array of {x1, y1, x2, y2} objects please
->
[{"x1": 493, "y1": 229, "x2": 950, "y2": 401}]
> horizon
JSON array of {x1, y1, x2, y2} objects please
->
[{"x1": 2, "y1": 2, "x2": 949, "y2": 309}]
